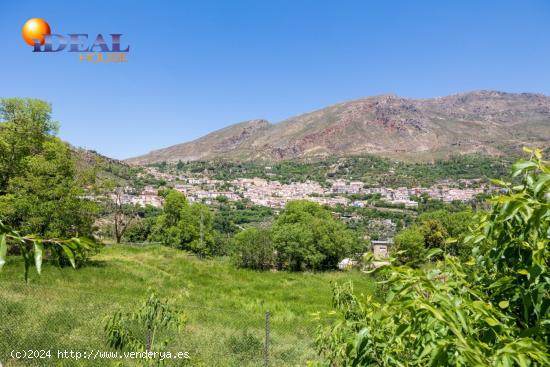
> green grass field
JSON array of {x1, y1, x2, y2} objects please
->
[{"x1": 0, "y1": 245, "x2": 375, "y2": 366}]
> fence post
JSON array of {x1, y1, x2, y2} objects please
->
[
  {"x1": 264, "y1": 310, "x2": 270, "y2": 367},
  {"x1": 146, "y1": 328, "x2": 152, "y2": 353}
]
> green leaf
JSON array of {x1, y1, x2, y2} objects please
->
[
  {"x1": 0, "y1": 234, "x2": 7, "y2": 271},
  {"x1": 533, "y1": 174, "x2": 550, "y2": 196},
  {"x1": 60, "y1": 245, "x2": 76, "y2": 268},
  {"x1": 484, "y1": 317, "x2": 499, "y2": 327},
  {"x1": 512, "y1": 160, "x2": 537, "y2": 177},
  {"x1": 490, "y1": 179, "x2": 509, "y2": 187},
  {"x1": 34, "y1": 241, "x2": 44, "y2": 275},
  {"x1": 395, "y1": 323, "x2": 408, "y2": 336},
  {"x1": 429, "y1": 344, "x2": 446, "y2": 367},
  {"x1": 498, "y1": 300, "x2": 509, "y2": 309},
  {"x1": 444, "y1": 237, "x2": 457, "y2": 245},
  {"x1": 78, "y1": 238, "x2": 92, "y2": 250},
  {"x1": 20, "y1": 242, "x2": 31, "y2": 283},
  {"x1": 425, "y1": 248, "x2": 443, "y2": 259}
]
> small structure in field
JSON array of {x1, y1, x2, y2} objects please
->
[
  {"x1": 338, "y1": 258, "x2": 357, "y2": 270},
  {"x1": 371, "y1": 239, "x2": 393, "y2": 259}
]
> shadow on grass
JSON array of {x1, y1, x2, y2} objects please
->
[
  {"x1": 40, "y1": 259, "x2": 109, "y2": 269},
  {"x1": 78, "y1": 259, "x2": 108, "y2": 268}
]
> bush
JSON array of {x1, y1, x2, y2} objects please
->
[
  {"x1": 314, "y1": 149, "x2": 550, "y2": 366},
  {"x1": 392, "y1": 218, "x2": 456, "y2": 266},
  {"x1": 152, "y1": 190, "x2": 223, "y2": 257},
  {"x1": 417, "y1": 210, "x2": 475, "y2": 259},
  {"x1": 231, "y1": 228, "x2": 274, "y2": 270},
  {"x1": 211, "y1": 231, "x2": 231, "y2": 257},
  {"x1": 391, "y1": 226, "x2": 425, "y2": 266},
  {"x1": 123, "y1": 217, "x2": 155, "y2": 243},
  {"x1": 271, "y1": 200, "x2": 360, "y2": 271}
]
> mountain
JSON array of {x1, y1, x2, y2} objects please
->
[{"x1": 126, "y1": 91, "x2": 550, "y2": 165}]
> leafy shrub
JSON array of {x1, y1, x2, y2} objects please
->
[
  {"x1": 105, "y1": 292, "x2": 186, "y2": 354},
  {"x1": 390, "y1": 226, "x2": 425, "y2": 266},
  {"x1": 152, "y1": 190, "x2": 221, "y2": 257},
  {"x1": 417, "y1": 210, "x2": 476, "y2": 259},
  {"x1": 123, "y1": 217, "x2": 155, "y2": 243},
  {"x1": 231, "y1": 228, "x2": 274, "y2": 270},
  {"x1": 271, "y1": 200, "x2": 361, "y2": 271},
  {"x1": 314, "y1": 149, "x2": 550, "y2": 366}
]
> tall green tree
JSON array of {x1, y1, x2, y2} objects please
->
[
  {"x1": 391, "y1": 212, "x2": 473, "y2": 266},
  {"x1": 417, "y1": 210, "x2": 476, "y2": 259},
  {"x1": 421, "y1": 219, "x2": 448, "y2": 255},
  {"x1": 0, "y1": 98, "x2": 97, "y2": 238},
  {"x1": 418, "y1": 210, "x2": 473, "y2": 239},
  {"x1": 151, "y1": 190, "x2": 188, "y2": 247},
  {"x1": 0, "y1": 98, "x2": 58, "y2": 193},
  {"x1": 153, "y1": 190, "x2": 218, "y2": 256},
  {"x1": 391, "y1": 226, "x2": 425, "y2": 266},
  {"x1": 271, "y1": 200, "x2": 360, "y2": 271},
  {"x1": 178, "y1": 202, "x2": 215, "y2": 256},
  {"x1": 161, "y1": 189, "x2": 188, "y2": 226}
]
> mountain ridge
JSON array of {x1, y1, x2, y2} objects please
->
[{"x1": 126, "y1": 90, "x2": 550, "y2": 165}]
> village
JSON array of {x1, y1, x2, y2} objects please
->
[{"x1": 116, "y1": 166, "x2": 489, "y2": 210}]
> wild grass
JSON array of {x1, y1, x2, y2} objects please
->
[{"x1": 0, "y1": 244, "x2": 375, "y2": 366}]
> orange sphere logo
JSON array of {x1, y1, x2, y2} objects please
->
[{"x1": 22, "y1": 18, "x2": 51, "y2": 46}]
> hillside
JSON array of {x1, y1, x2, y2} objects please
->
[
  {"x1": 126, "y1": 91, "x2": 550, "y2": 165},
  {"x1": 72, "y1": 147, "x2": 164, "y2": 188}
]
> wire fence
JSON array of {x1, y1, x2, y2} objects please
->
[{"x1": 0, "y1": 281, "x2": 322, "y2": 366}]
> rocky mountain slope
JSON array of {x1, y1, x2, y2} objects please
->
[{"x1": 126, "y1": 91, "x2": 550, "y2": 164}]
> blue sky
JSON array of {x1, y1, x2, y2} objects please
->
[{"x1": 1, "y1": 0, "x2": 549, "y2": 159}]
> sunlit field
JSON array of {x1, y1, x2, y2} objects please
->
[{"x1": 0, "y1": 244, "x2": 375, "y2": 366}]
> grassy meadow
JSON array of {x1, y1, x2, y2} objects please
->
[{"x1": 0, "y1": 244, "x2": 376, "y2": 366}]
